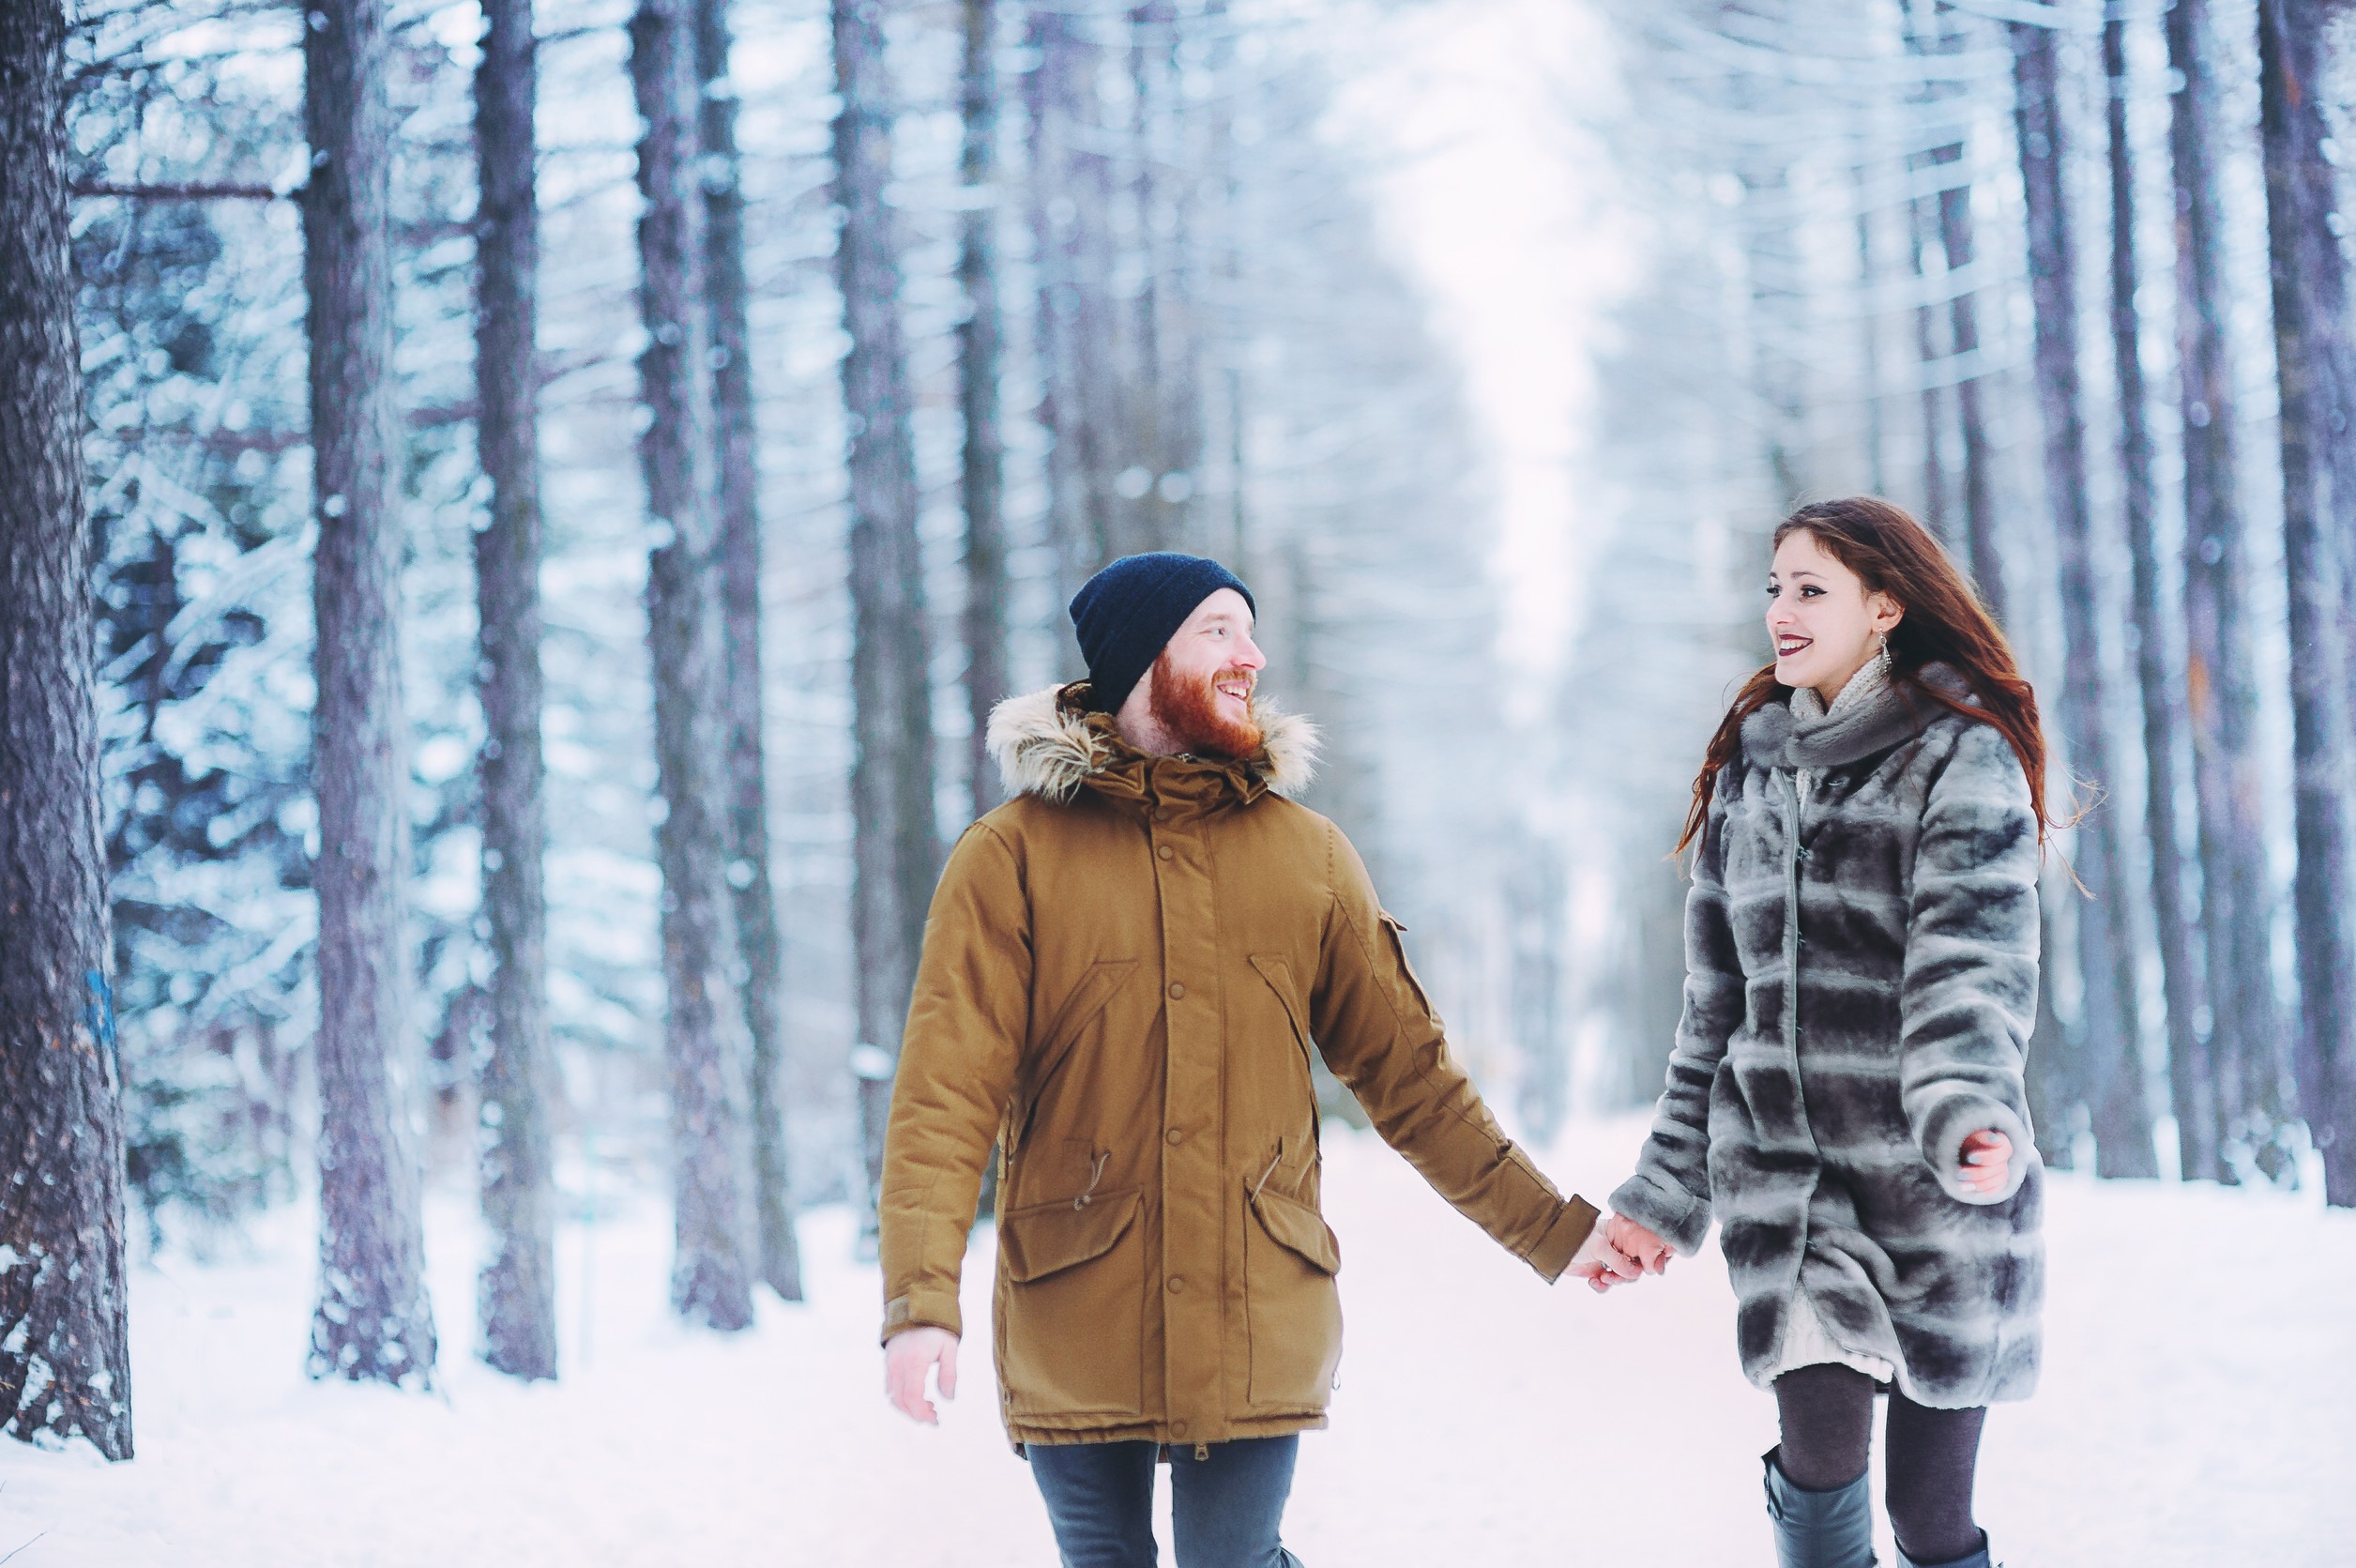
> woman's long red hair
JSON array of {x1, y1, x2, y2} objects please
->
[{"x1": 1675, "y1": 496, "x2": 2053, "y2": 856}]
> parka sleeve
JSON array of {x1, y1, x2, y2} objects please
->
[
  {"x1": 1608, "y1": 776, "x2": 1744, "y2": 1256},
  {"x1": 877, "y1": 821, "x2": 1031, "y2": 1343},
  {"x1": 1899, "y1": 720, "x2": 2041, "y2": 1206},
  {"x1": 1310, "y1": 824, "x2": 1598, "y2": 1282}
]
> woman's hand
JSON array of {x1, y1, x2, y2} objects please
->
[
  {"x1": 1606, "y1": 1212, "x2": 1673, "y2": 1274},
  {"x1": 1566, "y1": 1223, "x2": 1647, "y2": 1293},
  {"x1": 1957, "y1": 1129, "x2": 2013, "y2": 1196}
]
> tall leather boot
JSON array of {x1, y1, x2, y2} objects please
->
[{"x1": 1763, "y1": 1448, "x2": 1877, "y2": 1568}]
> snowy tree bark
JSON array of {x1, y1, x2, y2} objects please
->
[
  {"x1": 472, "y1": 0, "x2": 559, "y2": 1378},
  {"x1": 303, "y1": 0, "x2": 437, "y2": 1388},
  {"x1": 2167, "y1": 0, "x2": 2295, "y2": 1179},
  {"x1": 631, "y1": 0, "x2": 758, "y2": 1328},
  {"x1": 2257, "y1": 0, "x2": 2356, "y2": 1207},
  {"x1": 960, "y1": 0, "x2": 1011, "y2": 821},
  {"x1": 2012, "y1": 18, "x2": 2154, "y2": 1178},
  {"x1": 0, "y1": 0, "x2": 135, "y2": 1459},
  {"x1": 833, "y1": 0, "x2": 940, "y2": 1242},
  {"x1": 2107, "y1": 8, "x2": 2216, "y2": 1181},
  {"x1": 696, "y1": 0, "x2": 801, "y2": 1303}
]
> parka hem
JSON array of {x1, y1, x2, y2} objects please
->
[{"x1": 1007, "y1": 1411, "x2": 1330, "y2": 1453}]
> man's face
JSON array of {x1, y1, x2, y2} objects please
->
[{"x1": 1146, "y1": 588, "x2": 1267, "y2": 758}]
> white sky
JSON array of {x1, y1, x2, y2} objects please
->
[{"x1": 1332, "y1": 0, "x2": 1638, "y2": 708}]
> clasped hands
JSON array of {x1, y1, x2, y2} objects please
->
[{"x1": 1572, "y1": 1129, "x2": 2014, "y2": 1295}]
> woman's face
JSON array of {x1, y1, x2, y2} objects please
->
[{"x1": 1765, "y1": 529, "x2": 1903, "y2": 696}]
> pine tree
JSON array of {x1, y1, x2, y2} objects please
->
[
  {"x1": 0, "y1": 0, "x2": 136, "y2": 1459},
  {"x1": 2257, "y1": 0, "x2": 2356, "y2": 1206},
  {"x1": 472, "y1": 0, "x2": 559, "y2": 1378},
  {"x1": 303, "y1": 0, "x2": 437, "y2": 1387},
  {"x1": 2010, "y1": 16, "x2": 2154, "y2": 1177},
  {"x1": 631, "y1": 0, "x2": 758, "y2": 1328}
]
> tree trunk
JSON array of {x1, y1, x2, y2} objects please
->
[
  {"x1": 2168, "y1": 0, "x2": 2295, "y2": 1180},
  {"x1": 303, "y1": 0, "x2": 437, "y2": 1388},
  {"x1": 631, "y1": 0, "x2": 758, "y2": 1328},
  {"x1": 2107, "y1": 8, "x2": 2216, "y2": 1181},
  {"x1": 0, "y1": 0, "x2": 135, "y2": 1458},
  {"x1": 833, "y1": 0, "x2": 941, "y2": 1245},
  {"x1": 960, "y1": 0, "x2": 1010, "y2": 820},
  {"x1": 695, "y1": 0, "x2": 801, "y2": 1303},
  {"x1": 2011, "y1": 20, "x2": 2155, "y2": 1177},
  {"x1": 2257, "y1": 0, "x2": 2356, "y2": 1207},
  {"x1": 472, "y1": 0, "x2": 559, "y2": 1378}
]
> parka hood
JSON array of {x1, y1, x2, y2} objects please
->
[{"x1": 986, "y1": 682, "x2": 1320, "y2": 805}]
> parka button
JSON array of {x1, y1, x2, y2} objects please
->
[
  {"x1": 1156, "y1": 807, "x2": 1172, "y2": 822},
  {"x1": 1168, "y1": 982, "x2": 1186, "y2": 999},
  {"x1": 1157, "y1": 845, "x2": 1174, "y2": 860},
  {"x1": 1167, "y1": 1276, "x2": 1184, "y2": 1293},
  {"x1": 1166, "y1": 1128, "x2": 1184, "y2": 1146},
  {"x1": 1173, "y1": 1422, "x2": 1189, "y2": 1438}
]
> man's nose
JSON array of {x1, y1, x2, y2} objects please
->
[{"x1": 1236, "y1": 635, "x2": 1267, "y2": 672}]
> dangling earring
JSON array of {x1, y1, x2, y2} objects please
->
[{"x1": 1877, "y1": 632, "x2": 1893, "y2": 677}]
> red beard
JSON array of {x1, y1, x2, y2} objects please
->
[{"x1": 1148, "y1": 654, "x2": 1264, "y2": 760}]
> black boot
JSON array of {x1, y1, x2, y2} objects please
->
[{"x1": 1763, "y1": 1448, "x2": 1877, "y2": 1568}]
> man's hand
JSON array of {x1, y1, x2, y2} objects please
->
[
  {"x1": 1957, "y1": 1130, "x2": 2013, "y2": 1196},
  {"x1": 1605, "y1": 1212, "x2": 1672, "y2": 1274},
  {"x1": 885, "y1": 1326, "x2": 960, "y2": 1424},
  {"x1": 1566, "y1": 1220, "x2": 1647, "y2": 1294}
]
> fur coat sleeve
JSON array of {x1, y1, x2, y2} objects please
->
[
  {"x1": 1899, "y1": 719, "x2": 2040, "y2": 1205},
  {"x1": 1609, "y1": 776, "x2": 1746, "y2": 1256}
]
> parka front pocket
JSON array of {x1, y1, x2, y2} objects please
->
[
  {"x1": 1243, "y1": 1181, "x2": 1343, "y2": 1410},
  {"x1": 996, "y1": 1187, "x2": 1146, "y2": 1417}
]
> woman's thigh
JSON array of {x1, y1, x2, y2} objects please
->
[
  {"x1": 1773, "y1": 1363, "x2": 1878, "y2": 1488},
  {"x1": 1027, "y1": 1440, "x2": 1161, "y2": 1568}
]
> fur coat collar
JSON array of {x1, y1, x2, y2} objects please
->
[
  {"x1": 985, "y1": 681, "x2": 1320, "y2": 806},
  {"x1": 1740, "y1": 661, "x2": 1975, "y2": 771}
]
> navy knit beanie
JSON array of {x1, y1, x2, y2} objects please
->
[{"x1": 1068, "y1": 553, "x2": 1255, "y2": 713}]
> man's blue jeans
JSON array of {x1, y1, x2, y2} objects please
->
[{"x1": 1027, "y1": 1436, "x2": 1304, "y2": 1568}]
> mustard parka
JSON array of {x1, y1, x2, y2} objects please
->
[{"x1": 878, "y1": 684, "x2": 1600, "y2": 1450}]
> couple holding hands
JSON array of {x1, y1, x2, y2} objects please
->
[{"x1": 877, "y1": 498, "x2": 2044, "y2": 1568}]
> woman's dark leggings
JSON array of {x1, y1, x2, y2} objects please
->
[{"x1": 1774, "y1": 1363, "x2": 1987, "y2": 1565}]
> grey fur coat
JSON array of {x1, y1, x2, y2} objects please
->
[{"x1": 1608, "y1": 664, "x2": 2045, "y2": 1408}]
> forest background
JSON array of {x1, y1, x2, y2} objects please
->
[{"x1": 1, "y1": 0, "x2": 2352, "y2": 1555}]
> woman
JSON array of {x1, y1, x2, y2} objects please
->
[{"x1": 1604, "y1": 497, "x2": 2047, "y2": 1568}]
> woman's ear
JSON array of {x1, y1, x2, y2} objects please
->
[{"x1": 1872, "y1": 594, "x2": 1905, "y2": 635}]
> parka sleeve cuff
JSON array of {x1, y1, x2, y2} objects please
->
[
  {"x1": 1607, "y1": 1171, "x2": 1710, "y2": 1256},
  {"x1": 880, "y1": 1286, "x2": 965, "y2": 1347},
  {"x1": 1917, "y1": 1094, "x2": 2033, "y2": 1206},
  {"x1": 1524, "y1": 1195, "x2": 1601, "y2": 1283}
]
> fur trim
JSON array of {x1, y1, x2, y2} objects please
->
[{"x1": 986, "y1": 684, "x2": 1320, "y2": 803}]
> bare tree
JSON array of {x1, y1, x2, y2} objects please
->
[
  {"x1": 695, "y1": 0, "x2": 801, "y2": 1303},
  {"x1": 2168, "y1": 0, "x2": 2294, "y2": 1179},
  {"x1": 0, "y1": 0, "x2": 135, "y2": 1458},
  {"x1": 631, "y1": 0, "x2": 758, "y2": 1327},
  {"x1": 472, "y1": 0, "x2": 558, "y2": 1377},
  {"x1": 303, "y1": 0, "x2": 437, "y2": 1387},
  {"x1": 2257, "y1": 0, "x2": 2356, "y2": 1206},
  {"x1": 2106, "y1": 4, "x2": 2215, "y2": 1180},
  {"x1": 832, "y1": 0, "x2": 940, "y2": 1242},
  {"x1": 961, "y1": 0, "x2": 1011, "y2": 821}
]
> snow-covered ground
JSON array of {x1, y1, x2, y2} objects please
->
[{"x1": 3, "y1": 1117, "x2": 2350, "y2": 1566}]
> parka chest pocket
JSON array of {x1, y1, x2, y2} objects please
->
[
  {"x1": 1242, "y1": 1180, "x2": 1343, "y2": 1411},
  {"x1": 996, "y1": 1187, "x2": 1146, "y2": 1417}
]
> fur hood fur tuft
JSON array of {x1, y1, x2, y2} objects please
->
[{"x1": 985, "y1": 684, "x2": 1319, "y2": 803}]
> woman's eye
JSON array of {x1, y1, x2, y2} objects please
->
[
  {"x1": 1800, "y1": 585, "x2": 1822, "y2": 598},
  {"x1": 1765, "y1": 584, "x2": 1779, "y2": 598}
]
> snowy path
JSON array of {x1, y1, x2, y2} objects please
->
[{"x1": 2, "y1": 1117, "x2": 2349, "y2": 1566}]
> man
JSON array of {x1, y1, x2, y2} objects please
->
[{"x1": 878, "y1": 553, "x2": 1638, "y2": 1567}]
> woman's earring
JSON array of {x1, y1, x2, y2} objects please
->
[{"x1": 1877, "y1": 632, "x2": 1893, "y2": 676}]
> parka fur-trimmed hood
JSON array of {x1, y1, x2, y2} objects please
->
[{"x1": 985, "y1": 681, "x2": 1320, "y2": 804}]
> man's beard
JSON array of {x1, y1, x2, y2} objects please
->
[{"x1": 1147, "y1": 653, "x2": 1264, "y2": 760}]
